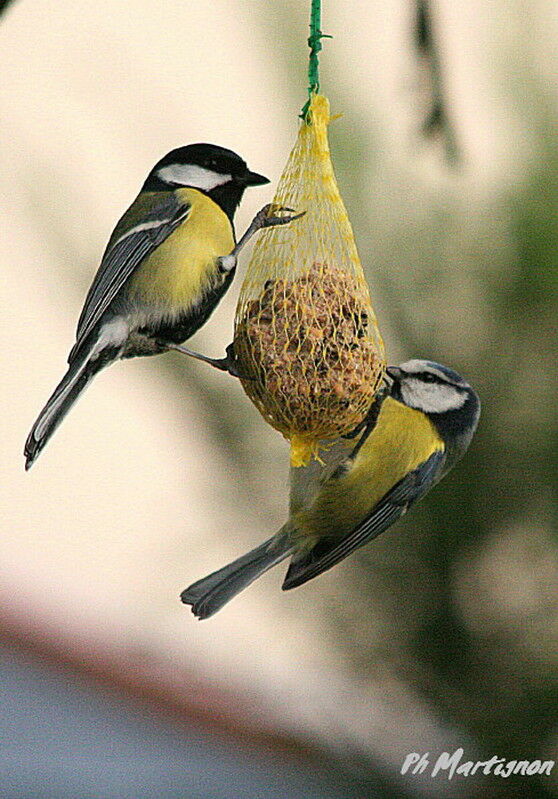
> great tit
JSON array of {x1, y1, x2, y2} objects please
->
[
  {"x1": 25, "y1": 143, "x2": 300, "y2": 469},
  {"x1": 181, "y1": 359, "x2": 480, "y2": 619}
]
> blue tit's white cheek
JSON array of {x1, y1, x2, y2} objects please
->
[
  {"x1": 156, "y1": 164, "x2": 232, "y2": 191},
  {"x1": 400, "y1": 379, "x2": 467, "y2": 413}
]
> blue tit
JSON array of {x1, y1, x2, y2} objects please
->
[
  {"x1": 25, "y1": 143, "x2": 301, "y2": 469},
  {"x1": 181, "y1": 359, "x2": 480, "y2": 619}
]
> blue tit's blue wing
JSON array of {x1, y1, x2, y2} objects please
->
[
  {"x1": 282, "y1": 449, "x2": 445, "y2": 590},
  {"x1": 70, "y1": 194, "x2": 190, "y2": 360}
]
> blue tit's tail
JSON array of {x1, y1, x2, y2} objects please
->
[
  {"x1": 180, "y1": 532, "x2": 292, "y2": 620},
  {"x1": 24, "y1": 346, "x2": 114, "y2": 470}
]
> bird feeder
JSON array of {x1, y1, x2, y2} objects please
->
[{"x1": 234, "y1": 1, "x2": 385, "y2": 467}]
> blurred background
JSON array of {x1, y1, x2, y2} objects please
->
[{"x1": 1, "y1": 0, "x2": 557, "y2": 797}]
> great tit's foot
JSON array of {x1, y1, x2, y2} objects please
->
[
  {"x1": 230, "y1": 205, "x2": 305, "y2": 261},
  {"x1": 257, "y1": 203, "x2": 306, "y2": 230},
  {"x1": 221, "y1": 343, "x2": 254, "y2": 380}
]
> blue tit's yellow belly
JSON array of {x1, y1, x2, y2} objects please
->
[
  {"x1": 128, "y1": 188, "x2": 235, "y2": 311},
  {"x1": 296, "y1": 397, "x2": 444, "y2": 544}
]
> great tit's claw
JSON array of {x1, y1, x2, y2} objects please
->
[
  {"x1": 257, "y1": 204, "x2": 306, "y2": 229},
  {"x1": 224, "y1": 359, "x2": 242, "y2": 379},
  {"x1": 224, "y1": 360, "x2": 254, "y2": 381},
  {"x1": 223, "y1": 343, "x2": 254, "y2": 381},
  {"x1": 264, "y1": 211, "x2": 306, "y2": 228}
]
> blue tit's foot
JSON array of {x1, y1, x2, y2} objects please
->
[
  {"x1": 344, "y1": 388, "x2": 389, "y2": 458},
  {"x1": 343, "y1": 419, "x2": 368, "y2": 440}
]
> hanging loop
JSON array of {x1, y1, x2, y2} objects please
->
[
  {"x1": 307, "y1": 30, "x2": 332, "y2": 95},
  {"x1": 300, "y1": 0, "x2": 332, "y2": 121}
]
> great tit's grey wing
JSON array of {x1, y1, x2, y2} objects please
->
[
  {"x1": 70, "y1": 195, "x2": 190, "y2": 359},
  {"x1": 282, "y1": 449, "x2": 445, "y2": 590}
]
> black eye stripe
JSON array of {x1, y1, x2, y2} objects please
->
[{"x1": 408, "y1": 372, "x2": 453, "y2": 385}]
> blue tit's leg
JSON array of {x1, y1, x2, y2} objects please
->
[
  {"x1": 217, "y1": 204, "x2": 305, "y2": 273},
  {"x1": 343, "y1": 384, "x2": 390, "y2": 459}
]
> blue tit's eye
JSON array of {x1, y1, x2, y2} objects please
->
[{"x1": 422, "y1": 373, "x2": 437, "y2": 383}]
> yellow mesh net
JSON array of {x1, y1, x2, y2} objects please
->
[{"x1": 234, "y1": 94, "x2": 385, "y2": 467}]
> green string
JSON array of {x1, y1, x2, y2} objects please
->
[{"x1": 300, "y1": 0, "x2": 332, "y2": 121}]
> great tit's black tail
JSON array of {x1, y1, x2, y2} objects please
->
[
  {"x1": 24, "y1": 347, "x2": 113, "y2": 470},
  {"x1": 180, "y1": 532, "x2": 291, "y2": 620}
]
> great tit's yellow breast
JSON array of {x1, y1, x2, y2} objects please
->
[
  {"x1": 296, "y1": 398, "x2": 444, "y2": 544},
  {"x1": 129, "y1": 188, "x2": 234, "y2": 309}
]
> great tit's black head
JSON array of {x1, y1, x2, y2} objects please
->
[
  {"x1": 386, "y1": 359, "x2": 480, "y2": 450},
  {"x1": 143, "y1": 143, "x2": 269, "y2": 219}
]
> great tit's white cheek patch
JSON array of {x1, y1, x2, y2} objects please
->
[
  {"x1": 157, "y1": 164, "x2": 232, "y2": 191},
  {"x1": 401, "y1": 379, "x2": 467, "y2": 413}
]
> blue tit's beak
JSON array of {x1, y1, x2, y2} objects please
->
[
  {"x1": 242, "y1": 170, "x2": 270, "y2": 186},
  {"x1": 386, "y1": 366, "x2": 403, "y2": 380}
]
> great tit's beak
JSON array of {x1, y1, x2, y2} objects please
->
[{"x1": 242, "y1": 170, "x2": 270, "y2": 187}]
